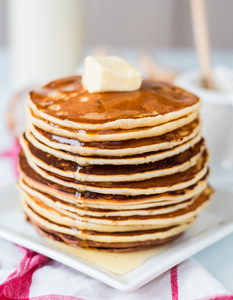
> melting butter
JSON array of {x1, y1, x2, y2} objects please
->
[
  {"x1": 82, "y1": 56, "x2": 142, "y2": 93},
  {"x1": 46, "y1": 238, "x2": 171, "y2": 274}
]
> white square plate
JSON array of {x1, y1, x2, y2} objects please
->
[{"x1": 0, "y1": 183, "x2": 233, "y2": 292}]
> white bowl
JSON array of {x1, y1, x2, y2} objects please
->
[{"x1": 175, "y1": 66, "x2": 233, "y2": 185}]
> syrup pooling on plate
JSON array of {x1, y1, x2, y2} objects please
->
[{"x1": 43, "y1": 238, "x2": 172, "y2": 274}]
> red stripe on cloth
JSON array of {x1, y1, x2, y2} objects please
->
[
  {"x1": 0, "y1": 138, "x2": 21, "y2": 177},
  {"x1": 198, "y1": 295, "x2": 233, "y2": 300},
  {"x1": 28, "y1": 295, "x2": 85, "y2": 300},
  {"x1": 0, "y1": 295, "x2": 84, "y2": 300},
  {"x1": 0, "y1": 246, "x2": 49, "y2": 299},
  {"x1": 171, "y1": 265, "x2": 179, "y2": 300}
]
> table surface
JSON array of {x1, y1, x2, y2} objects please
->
[{"x1": 0, "y1": 46, "x2": 233, "y2": 292}]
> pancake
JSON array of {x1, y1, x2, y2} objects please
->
[
  {"x1": 28, "y1": 217, "x2": 185, "y2": 252},
  {"x1": 19, "y1": 150, "x2": 209, "y2": 196},
  {"x1": 27, "y1": 107, "x2": 199, "y2": 142},
  {"x1": 28, "y1": 76, "x2": 201, "y2": 130},
  {"x1": 27, "y1": 118, "x2": 201, "y2": 157},
  {"x1": 25, "y1": 130, "x2": 202, "y2": 166},
  {"x1": 21, "y1": 134, "x2": 206, "y2": 182},
  {"x1": 18, "y1": 165, "x2": 209, "y2": 209},
  {"x1": 18, "y1": 74, "x2": 212, "y2": 252},
  {"x1": 20, "y1": 185, "x2": 212, "y2": 227},
  {"x1": 19, "y1": 179, "x2": 201, "y2": 218},
  {"x1": 21, "y1": 188, "x2": 198, "y2": 232}
]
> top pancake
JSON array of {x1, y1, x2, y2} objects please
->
[{"x1": 29, "y1": 76, "x2": 201, "y2": 130}]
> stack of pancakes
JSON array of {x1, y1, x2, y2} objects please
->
[{"x1": 18, "y1": 76, "x2": 213, "y2": 252}]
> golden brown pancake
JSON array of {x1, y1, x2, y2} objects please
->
[
  {"x1": 25, "y1": 129, "x2": 202, "y2": 166},
  {"x1": 21, "y1": 134, "x2": 206, "y2": 182},
  {"x1": 18, "y1": 164, "x2": 209, "y2": 209},
  {"x1": 19, "y1": 178, "x2": 201, "y2": 218},
  {"x1": 20, "y1": 185, "x2": 212, "y2": 228},
  {"x1": 27, "y1": 107, "x2": 199, "y2": 142},
  {"x1": 27, "y1": 118, "x2": 201, "y2": 157},
  {"x1": 28, "y1": 217, "x2": 184, "y2": 252},
  {"x1": 28, "y1": 76, "x2": 201, "y2": 129},
  {"x1": 19, "y1": 150, "x2": 209, "y2": 195}
]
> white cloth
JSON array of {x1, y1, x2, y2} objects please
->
[{"x1": 0, "y1": 238, "x2": 231, "y2": 299}]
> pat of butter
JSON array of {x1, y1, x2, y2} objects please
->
[{"x1": 82, "y1": 56, "x2": 142, "y2": 93}]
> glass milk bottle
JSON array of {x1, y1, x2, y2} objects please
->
[{"x1": 7, "y1": 0, "x2": 86, "y2": 89}]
